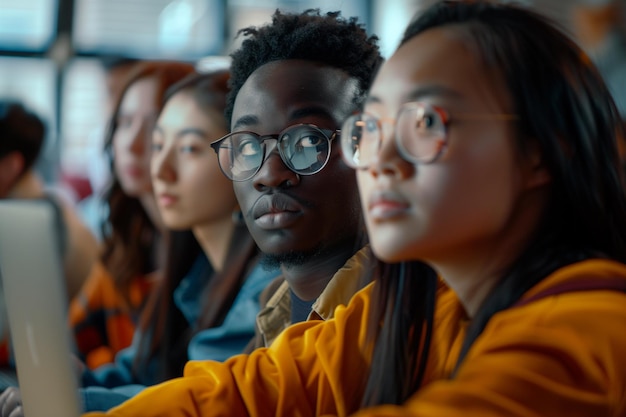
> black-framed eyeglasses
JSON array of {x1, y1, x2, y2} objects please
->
[
  {"x1": 210, "y1": 124, "x2": 340, "y2": 182},
  {"x1": 340, "y1": 101, "x2": 518, "y2": 169}
]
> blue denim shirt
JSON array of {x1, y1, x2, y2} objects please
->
[{"x1": 80, "y1": 254, "x2": 279, "y2": 411}]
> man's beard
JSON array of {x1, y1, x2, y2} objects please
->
[
  {"x1": 259, "y1": 234, "x2": 364, "y2": 270},
  {"x1": 260, "y1": 245, "x2": 326, "y2": 270}
]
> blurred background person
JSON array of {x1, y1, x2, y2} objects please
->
[
  {"x1": 78, "y1": 56, "x2": 143, "y2": 241},
  {"x1": 0, "y1": 99, "x2": 99, "y2": 364},
  {"x1": 570, "y1": 0, "x2": 626, "y2": 118},
  {"x1": 78, "y1": 68, "x2": 279, "y2": 412},
  {"x1": 0, "y1": 99, "x2": 99, "y2": 300},
  {"x1": 68, "y1": 61, "x2": 196, "y2": 370}
]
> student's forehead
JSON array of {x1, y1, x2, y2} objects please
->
[
  {"x1": 368, "y1": 27, "x2": 510, "y2": 112},
  {"x1": 120, "y1": 77, "x2": 158, "y2": 110},
  {"x1": 242, "y1": 61, "x2": 354, "y2": 103},
  {"x1": 232, "y1": 60, "x2": 358, "y2": 126},
  {"x1": 371, "y1": 30, "x2": 472, "y2": 93},
  {"x1": 159, "y1": 93, "x2": 201, "y2": 123}
]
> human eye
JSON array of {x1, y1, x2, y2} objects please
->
[
  {"x1": 229, "y1": 133, "x2": 263, "y2": 173},
  {"x1": 235, "y1": 135, "x2": 261, "y2": 157},
  {"x1": 295, "y1": 133, "x2": 324, "y2": 149},
  {"x1": 415, "y1": 107, "x2": 445, "y2": 134},
  {"x1": 177, "y1": 135, "x2": 206, "y2": 154},
  {"x1": 178, "y1": 144, "x2": 200, "y2": 154},
  {"x1": 349, "y1": 114, "x2": 380, "y2": 146},
  {"x1": 365, "y1": 118, "x2": 379, "y2": 133},
  {"x1": 284, "y1": 126, "x2": 329, "y2": 151}
]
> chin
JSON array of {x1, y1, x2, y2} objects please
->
[
  {"x1": 257, "y1": 242, "x2": 304, "y2": 257},
  {"x1": 251, "y1": 229, "x2": 302, "y2": 254},
  {"x1": 370, "y1": 242, "x2": 411, "y2": 264},
  {"x1": 163, "y1": 224, "x2": 187, "y2": 231},
  {"x1": 120, "y1": 182, "x2": 150, "y2": 198}
]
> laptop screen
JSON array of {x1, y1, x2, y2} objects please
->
[{"x1": 0, "y1": 199, "x2": 81, "y2": 417}]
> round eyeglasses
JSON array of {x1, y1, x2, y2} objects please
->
[
  {"x1": 340, "y1": 102, "x2": 518, "y2": 169},
  {"x1": 210, "y1": 124, "x2": 340, "y2": 182}
]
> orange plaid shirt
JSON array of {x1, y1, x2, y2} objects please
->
[{"x1": 69, "y1": 262, "x2": 157, "y2": 369}]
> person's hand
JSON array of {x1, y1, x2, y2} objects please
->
[{"x1": 0, "y1": 387, "x2": 24, "y2": 417}]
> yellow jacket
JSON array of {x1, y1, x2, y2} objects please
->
[{"x1": 86, "y1": 258, "x2": 626, "y2": 417}]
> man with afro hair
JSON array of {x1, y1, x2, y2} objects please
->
[{"x1": 220, "y1": 8, "x2": 383, "y2": 352}]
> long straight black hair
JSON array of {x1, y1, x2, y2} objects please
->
[
  {"x1": 101, "y1": 61, "x2": 196, "y2": 305},
  {"x1": 130, "y1": 70, "x2": 262, "y2": 382},
  {"x1": 362, "y1": 0, "x2": 626, "y2": 407}
]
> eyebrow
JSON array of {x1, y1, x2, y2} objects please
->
[
  {"x1": 290, "y1": 106, "x2": 334, "y2": 121},
  {"x1": 231, "y1": 106, "x2": 334, "y2": 131},
  {"x1": 176, "y1": 127, "x2": 209, "y2": 139},
  {"x1": 152, "y1": 126, "x2": 209, "y2": 140},
  {"x1": 232, "y1": 115, "x2": 259, "y2": 131},
  {"x1": 367, "y1": 85, "x2": 462, "y2": 105}
]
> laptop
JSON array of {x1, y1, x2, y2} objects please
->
[{"x1": 0, "y1": 199, "x2": 81, "y2": 417}]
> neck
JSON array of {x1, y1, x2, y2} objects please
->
[
  {"x1": 429, "y1": 190, "x2": 547, "y2": 318},
  {"x1": 7, "y1": 170, "x2": 45, "y2": 199},
  {"x1": 430, "y1": 252, "x2": 512, "y2": 318},
  {"x1": 192, "y1": 216, "x2": 236, "y2": 273},
  {"x1": 280, "y1": 239, "x2": 360, "y2": 301}
]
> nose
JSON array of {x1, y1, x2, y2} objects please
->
[
  {"x1": 367, "y1": 124, "x2": 414, "y2": 179},
  {"x1": 129, "y1": 120, "x2": 151, "y2": 156},
  {"x1": 252, "y1": 140, "x2": 301, "y2": 190},
  {"x1": 152, "y1": 145, "x2": 177, "y2": 183}
]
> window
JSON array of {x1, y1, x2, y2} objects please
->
[
  {"x1": 225, "y1": 0, "x2": 369, "y2": 52},
  {"x1": 73, "y1": 0, "x2": 225, "y2": 58},
  {"x1": 60, "y1": 58, "x2": 109, "y2": 184},
  {"x1": 0, "y1": 0, "x2": 57, "y2": 52}
]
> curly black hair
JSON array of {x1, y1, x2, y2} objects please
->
[{"x1": 225, "y1": 9, "x2": 383, "y2": 125}]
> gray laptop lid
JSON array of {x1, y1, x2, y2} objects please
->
[{"x1": 0, "y1": 199, "x2": 81, "y2": 417}]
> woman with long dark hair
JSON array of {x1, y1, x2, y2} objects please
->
[
  {"x1": 69, "y1": 61, "x2": 196, "y2": 369},
  {"x1": 75, "y1": 70, "x2": 279, "y2": 411}
]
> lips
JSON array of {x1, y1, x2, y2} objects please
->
[
  {"x1": 367, "y1": 190, "x2": 410, "y2": 220},
  {"x1": 157, "y1": 192, "x2": 178, "y2": 207},
  {"x1": 252, "y1": 194, "x2": 304, "y2": 230}
]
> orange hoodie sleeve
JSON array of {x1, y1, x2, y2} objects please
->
[
  {"x1": 346, "y1": 259, "x2": 626, "y2": 417},
  {"x1": 84, "y1": 259, "x2": 626, "y2": 417},
  {"x1": 84, "y1": 283, "x2": 376, "y2": 417}
]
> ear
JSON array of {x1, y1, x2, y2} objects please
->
[
  {"x1": 0, "y1": 152, "x2": 25, "y2": 197},
  {"x1": 522, "y1": 143, "x2": 551, "y2": 190}
]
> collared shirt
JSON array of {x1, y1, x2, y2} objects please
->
[{"x1": 250, "y1": 245, "x2": 375, "y2": 350}]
